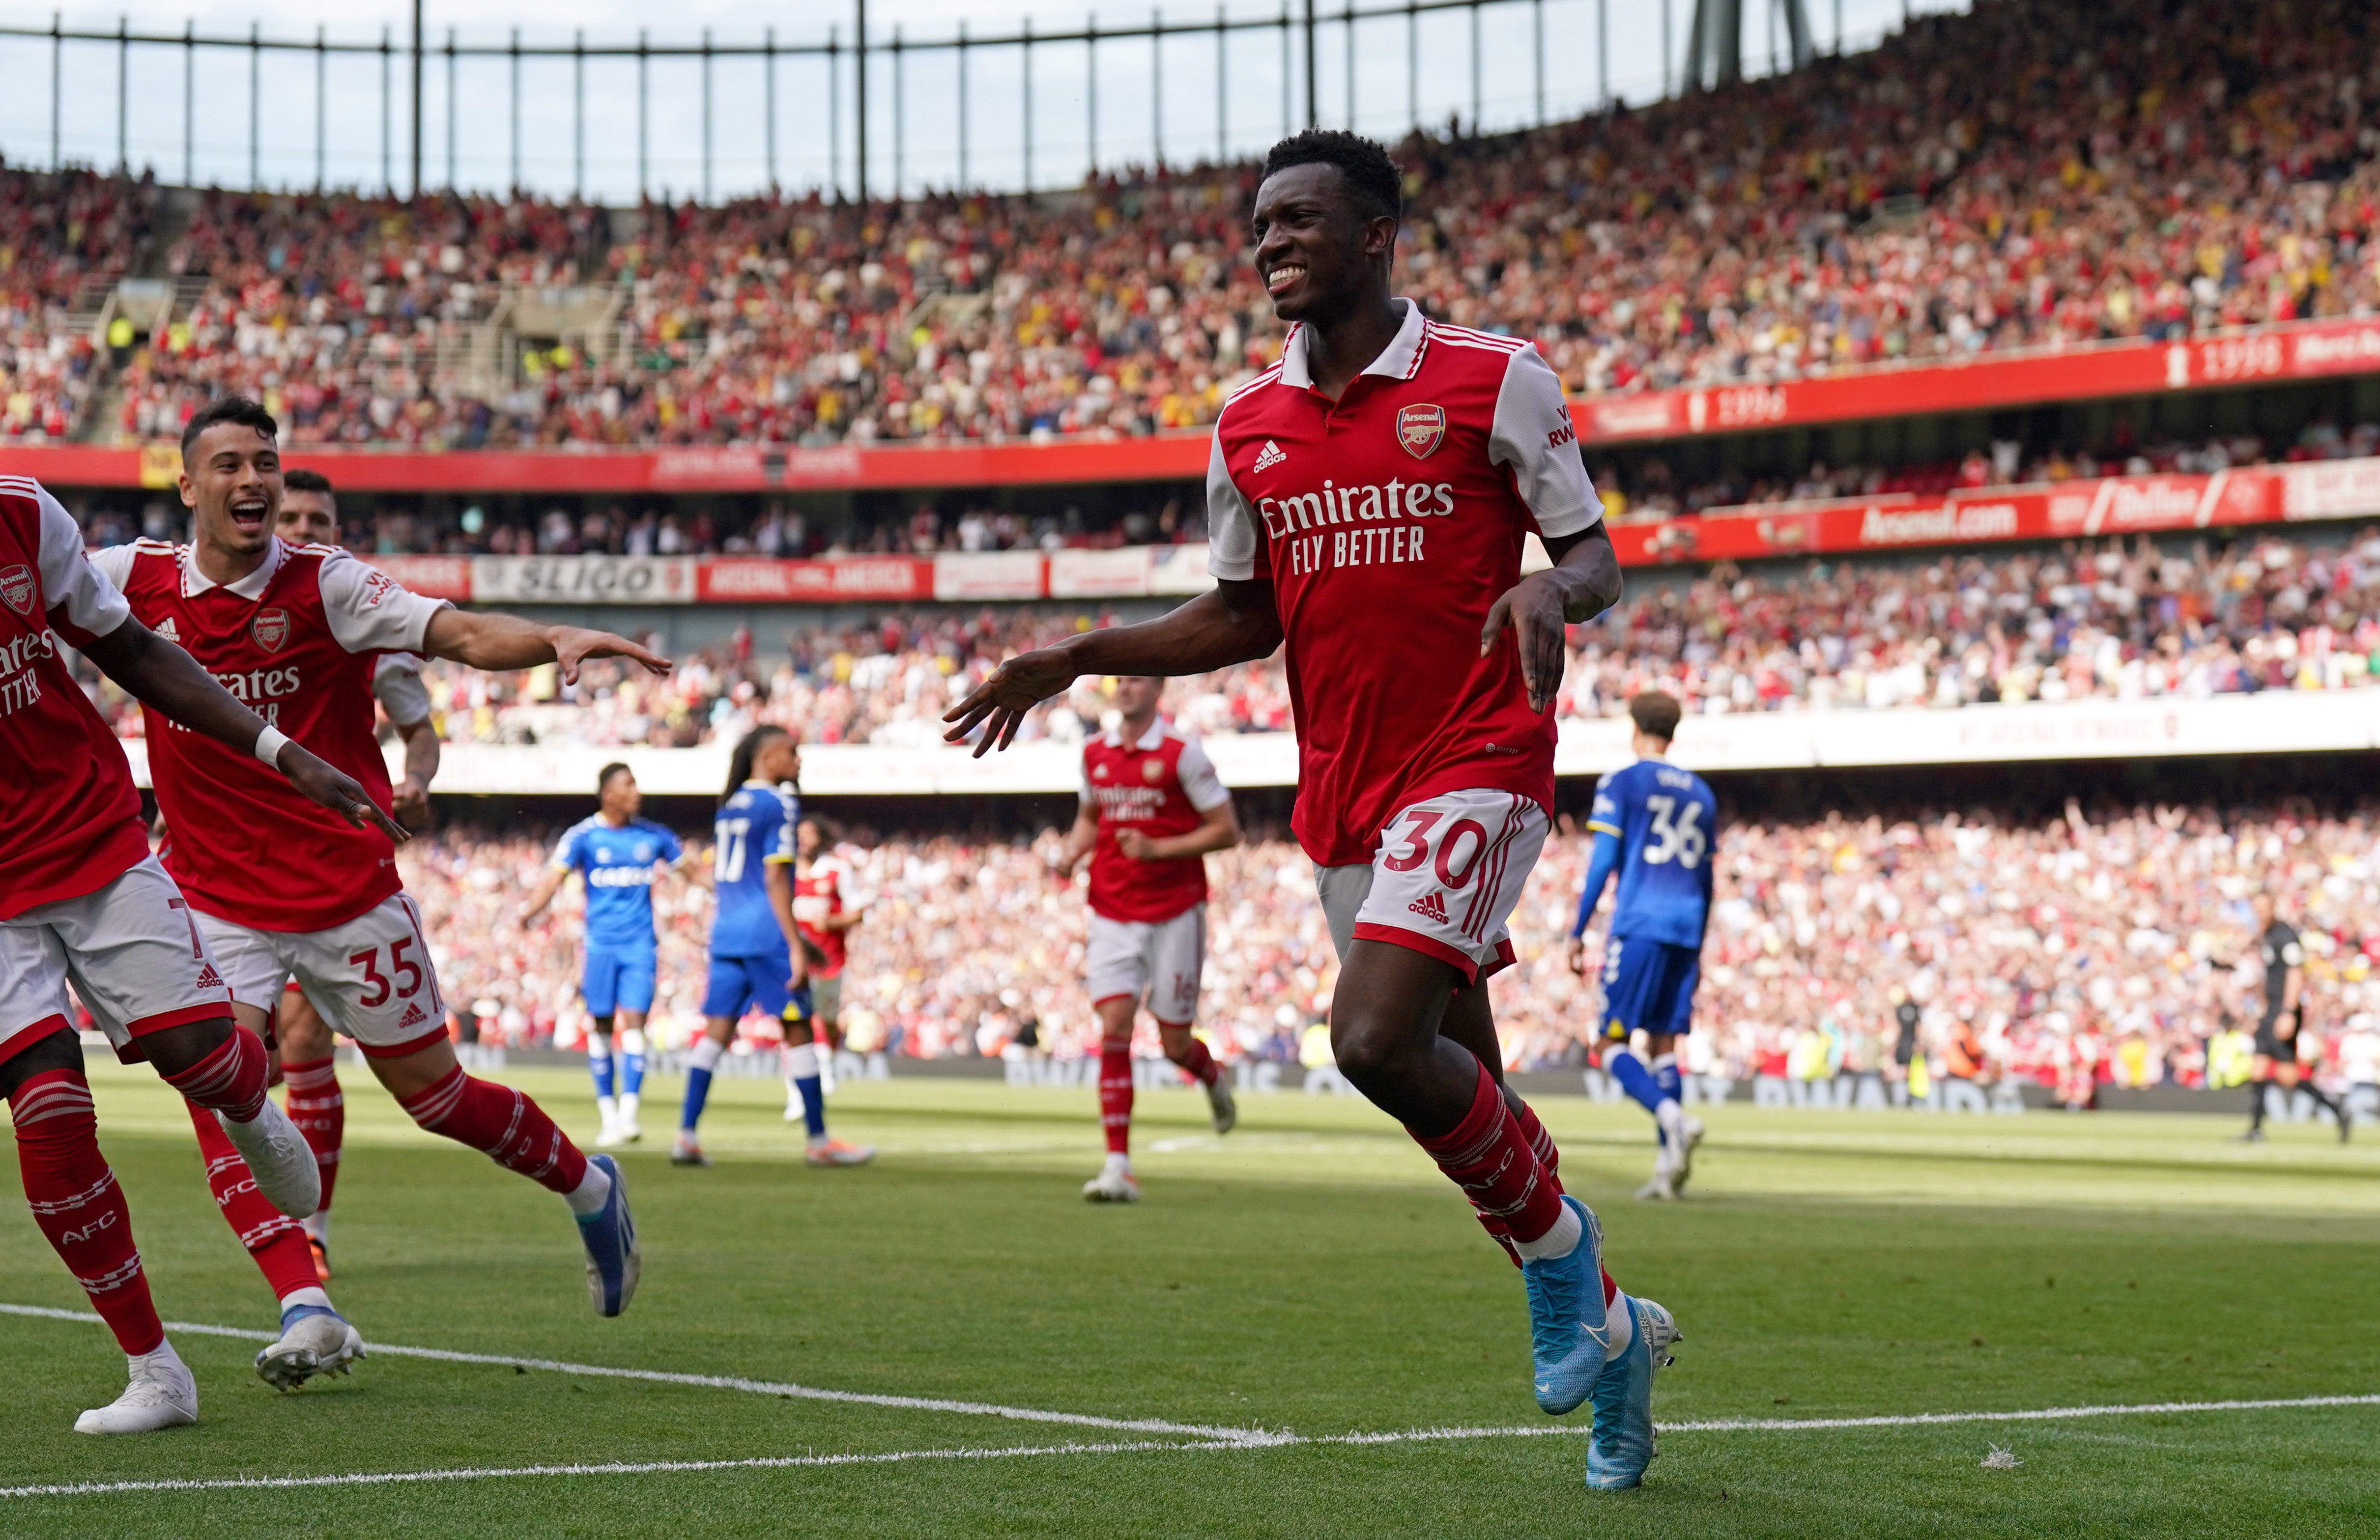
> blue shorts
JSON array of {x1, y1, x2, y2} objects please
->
[
  {"x1": 582, "y1": 946, "x2": 656, "y2": 1018},
  {"x1": 1599, "y1": 935, "x2": 1699, "y2": 1040},
  {"x1": 702, "y1": 952, "x2": 812, "y2": 1027}
]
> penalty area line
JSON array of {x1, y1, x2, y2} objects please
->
[
  {"x1": 0, "y1": 1302, "x2": 1262, "y2": 1444},
  {"x1": 5, "y1": 1393, "x2": 2378, "y2": 1500}
]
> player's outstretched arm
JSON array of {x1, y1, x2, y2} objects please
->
[
  {"x1": 943, "y1": 580, "x2": 1283, "y2": 756},
  {"x1": 1481, "y1": 522, "x2": 1624, "y2": 713},
  {"x1": 519, "y1": 866, "x2": 569, "y2": 924},
  {"x1": 79, "y1": 619, "x2": 408, "y2": 841},
  {"x1": 422, "y1": 609, "x2": 673, "y2": 684},
  {"x1": 390, "y1": 714, "x2": 441, "y2": 825}
]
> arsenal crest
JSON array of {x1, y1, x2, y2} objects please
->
[
  {"x1": 1396, "y1": 403, "x2": 1446, "y2": 460},
  {"x1": 0, "y1": 564, "x2": 32, "y2": 617},
  {"x1": 251, "y1": 607, "x2": 290, "y2": 653},
  {"x1": 1142, "y1": 758, "x2": 1165, "y2": 783}
]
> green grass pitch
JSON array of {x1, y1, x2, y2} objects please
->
[{"x1": 2, "y1": 1064, "x2": 2376, "y2": 1538}]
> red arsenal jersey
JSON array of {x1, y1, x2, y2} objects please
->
[
  {"x1": 0, "y1": 479, "x2": 150, "y2": 918},
  {"x1": 1204, "y1": 299, "x2": 1601, "y2": 867},
  {"x1": 793, "y1": 855, "x2": 852, "y2": 977},
  {"x1": 92, "y1": 537, "x2": 448, "y2": 932},
  {"x1": 1081, "y1": 720, "x2": 1232, "y2": 924}
]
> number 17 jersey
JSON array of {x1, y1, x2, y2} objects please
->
[
  {"x1": 1587, "y1": 757, "x2": 1717, "y2": 949},
  {"x1": 710, "y1": 781, "x2": 797, "y2": 959}
]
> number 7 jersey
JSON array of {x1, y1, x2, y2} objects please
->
[{"x1": 1586, "y1": 757, "x2": 1717, "y2": 948}]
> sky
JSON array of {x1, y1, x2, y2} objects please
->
[{"x1": 0, "y1": 0, "x2": 1970, "y2": 203}]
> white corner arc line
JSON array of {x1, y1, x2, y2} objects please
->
[
  {"x1": 0, "y1": 1303, "x2": 1264, "y2": 1444},
  {"x1": 6, "y1": 1393, "x2": 2379, "y2": 1501}
]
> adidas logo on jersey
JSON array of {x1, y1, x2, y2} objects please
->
[
  {"x1": 195, "y1": 963, "x2": 224, "y2": 990},
  {"x1": 1252, "y1": 439, "x2": 1288, "y2": 473},
  {"x1": 399, "y1": 1002, "x2": 427, "y2": 1027},
  {"x1": 1408, "y1": 890, "x2": 1451, "y2": 924},
  {"x1": 154, "y1": 617, "x2": 179, "y2": 644}
]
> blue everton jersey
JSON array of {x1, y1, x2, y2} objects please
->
[
  {"x1": 710, "y1": 781, "x2": 798, "y2": 958},
  {"x1": 550, "y1": 816, "x2": 683, "y2": 951},
  {"x1": 1587, "y1": 757, "x2": 1717, "y2": 949}
]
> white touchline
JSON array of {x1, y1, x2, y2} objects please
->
[
  {"x1": 0, "y1": 1302, "x2": 1263, "y2": 1444},
  {"x1": 5, "y1": 1394, "x2": 2380, "y2": 1501}
]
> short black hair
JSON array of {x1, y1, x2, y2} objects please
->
[
  {"x1": 180, "y1": 395, "x2": 278, "y2": 462},
  {"x1": 597, "y1": 762, "x2": 634, "y2": 795},
  {"x1": 1261, "y1": 129, "x2": 1403, "y2": 224},
  {"x1": 1629, "y1": 691, "x2": 1683, "y2": 742},
  {"x1": 282, "y1": 467, "x2": 334, "y2": 496}
]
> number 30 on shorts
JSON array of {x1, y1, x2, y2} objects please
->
[
  {"x1": 349, "y1": 936, "x2": 426, "y2": 1008},
  {"x1": 1380, "y1": 810, "x2": 1493, "y2": 887}
]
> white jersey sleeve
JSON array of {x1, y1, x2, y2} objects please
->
[
  {"x1": 1174, "y1": 734, "x2": 1232, "y2": 812},
  {"x1": 1204, "y1": 430, "x2": 1262, "y2": 582},
  {"x1": 35, "y1": 488, "x2": 131, "y2": 639},
  {"x1": 373, "y1": 652, "x2": 432, "y2": 726},
  {"x1": 1079, "y1": 745, "x2": 1098, "y2": 806},
  {"x1": 1488, "y1": 344, "x2": 1602, "y2": 539},
  {"x1": 315, "y1": 549, "x2": 451, "y2": 655}
]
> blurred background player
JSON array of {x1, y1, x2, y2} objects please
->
[
  {"x1": 1569, "y1": 692, "x2": 1717, "y2": 1201},
  {"x1": 524, "y1": 763, "x2": 688, "y2": 1147},
  {"x1": 791, "y1": 815, "x2": 866, "y2": 1110},
  {"x1": 96, "y1": 396, "x2": 655, "y2": 1318},
  {"x1": 1053, "y1": 675, "x2": 1241, "y2": 1202},
  {"x1": 2239, "y1": 892, "x2": 2349, "y2": 1142},
  {"x1": 683, "y1": 726, "x2": 873, "y2": 1168},
  {"x1": 2, "y1": 473, "x2": 387, "y2": 1431},
  {"x1": 269, "y1": 466, "x2": 441, "y2": 1282}
]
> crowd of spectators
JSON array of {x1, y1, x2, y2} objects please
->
[
  {"x1": 396, "y1": 800, "x2": 2380, "y2": 1105},
  {"x1": 84, "y1": 524, "x2": 2377, "y2": 745},
  {"x1": 7, "y1": 0, "x2": 2377, "y2": 449},
  {"x1": 0, "y1": 166, "x2": 152, "y2": 441}
]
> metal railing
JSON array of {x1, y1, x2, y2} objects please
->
[{"x1": 0, "y1": 0, "x2": 1955, "y2": 203}]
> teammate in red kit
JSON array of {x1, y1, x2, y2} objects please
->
[
  {"x1": 790, "y1": 816, "x2": 865, "y2": 1111},
  {"x1": 951, "y1": 131, "x2": 1677, "y2": 1490},
  {"x1": 266, "y1": 468, "x2": 443, "y2": 1282},
  {"x1": 0, "y1": 474, "x2": 391, "y2": 1432},
  {"x1": 1052, "y1": 677, "x2": 1241, "y2": 1202},
  {"x1": 92, "y1": 395, "x2": 656, "y2": 1325}
]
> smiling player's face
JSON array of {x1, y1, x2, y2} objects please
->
[
  {"x1": 1251, "y1": 162, "x2": 1392, "y2": 326},
  {"x1": 179, "y1": 423, "x2": 283, "y2": 557}
]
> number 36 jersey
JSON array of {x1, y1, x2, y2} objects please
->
[
  {"x1": 710, "y1": 780, "x2": 798, "y2": 959},
  {"x1": 1586, "y1": 757, "x2": 1717, "y2": 949}
]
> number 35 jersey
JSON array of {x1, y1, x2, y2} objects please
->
[
  {"x1": 1587, "y1": 757, "x2": 1717, "y2": 949},
  {"x1": 710, "y1": 780, "x2": 798, "y2": 959}
]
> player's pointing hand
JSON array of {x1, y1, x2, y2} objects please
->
[
  {"x1": 549, "y1": 626, "x2": 673, "y2": 685},
  {"x1": 943, "y1": 646, "x2": 1079, "y2": 756},
  {"x1": 273, "y1": 740, "x2": 412, "y2": 844},
  {"x1": 1481, "y1": 570, "x2": 1572, "y2": 715}
]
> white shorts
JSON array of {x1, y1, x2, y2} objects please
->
[
  {"x1": 1086, "y1": 906, "x2": 1206, "y2": 1027},
  {"x1": 0, "y1": 854, "x2": 233, "y2": 1064},
  {"x1": 196, "y1": 893, "x2": 450, "y2": 1059},
  {"x1": 1315, "y1": 788, "x2": 1548, "y2": 986}
]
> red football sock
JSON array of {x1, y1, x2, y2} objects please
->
[
  {"x1": 9, "y1": 1069, "x2": 164, "y2": 1355},
  {"x1": 1099, "y1": 1039, "x2": 1134, "y2": 1157},
  {"x1": 161, "y1": 1024, "x2": 268, "y2": 1123},
  {"x1": 280, "y1": 1056, "x2": 344, "y2": 1216},
  {"x1": 1171, "y1": 1034, "x2": 1221, "y2": 1087},
  {"x1": 399, "y1": 1065, "x2": 588, "y2": 1196},
  {"x1": 186, "y1": 1097, "x2": 319, "y2": 1304},
  {"x1": 1511, "y1": 1096, "x2": 1563, "y2": 1195},
  {"x1": 1410, "y1": 1056, "x2": 1563, "y2": 1248}
]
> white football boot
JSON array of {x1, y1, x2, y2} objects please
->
[
  {"x1": 1082, "y1": 1162, "x2": 1142, "y2": 1203},
  {"x1": 1205, "y1": 1075, "x2": 1238, "y2": 1135},
  {"x1": 218, "y1": 1100, "x2": 319, "y2": 1218},
  {"x1": 255, "y1": 1310, "x2": 367, "y2": 1392},
  {"x1": 1669, "y1": 1116, "x2": 1706, "y2": 1196},
  {"x1": 76, "y1": 1340, "x2": 199, "y2": 1434}
]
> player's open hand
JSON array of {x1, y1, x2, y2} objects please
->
[
  {"x1": 1481, "y1": 571, "x2": 1571, "y2": 713},
  {"x1": 391, "y1": 775, "x2": 432, "y2": 828},
  {"x1": 942, "y1": 647, "x2": 1078, "y2": 756},
  {"x1": 277, "y1": 742, "x2": 411, "y2": 844},
  {"x1": 1115, "y1": 828, "x2": 1153, "y2": 860},
  {"x1": 1564, "y1": 935, "x2": 1589, "y2": 977},
  {"x1": 550, "y1": 626, "x2": 673, "y2": 684}
]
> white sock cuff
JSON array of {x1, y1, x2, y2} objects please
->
[
  {"x1": 784, "y1": 1043, "x2": 820, "y2": 1079},
  {"x1": 619, "y1": 1028, "x2": 647, "y2": 1056},
  {"x1": 278, "y1": 1285, "x2": 332, "y2": 1314},
  {"x1": 564, "y1": 1162, "x2": 612, "y2": 1217},
  {"x1": 1649, "y1": 1052, "x2": 1677, "y2": 1072},
  {"x1": 1604, "y1": 1292, "x2": 1635, "y2": 1361},
  {"x1": 688, "y1": 1037, "x2": 726, "y2": 1072},
  {"x1": 589, "y1": 1034, "x2": 614, "y2": 1058},
  {"x1": 1510, "y1": 1200, "x2": 1583, "y2": 1263}
]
